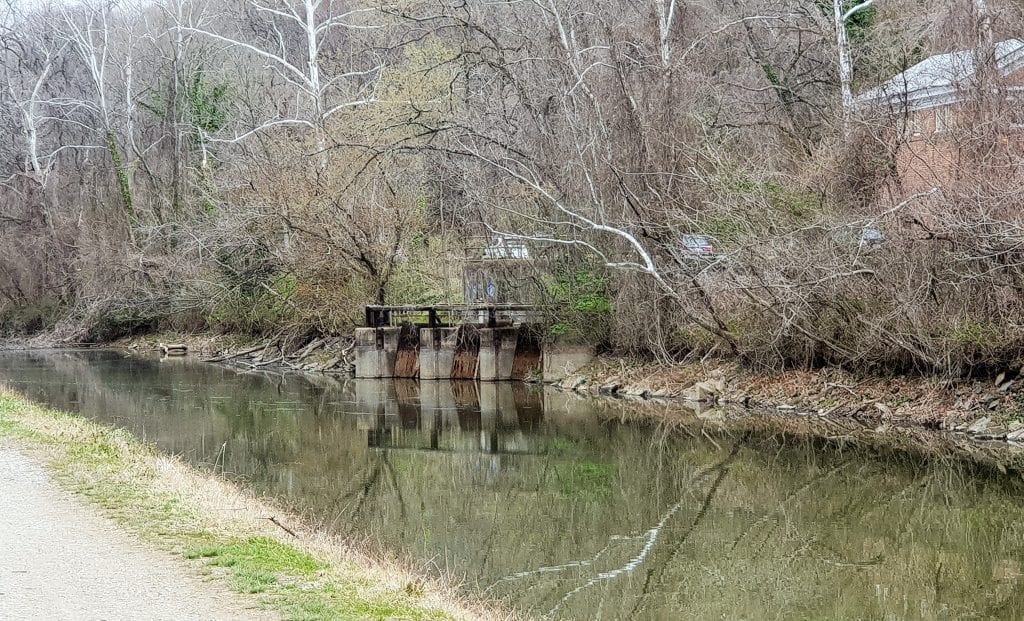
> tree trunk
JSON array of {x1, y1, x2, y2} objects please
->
[
  {"x1": 107, "y1": 129, "x2": 135, "y2": 224},
  {"x1": 834, "y1": 0, "x2": 855, "y2": 135}
]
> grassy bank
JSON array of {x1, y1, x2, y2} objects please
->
[{"x1": 0, "y1": 390, "x2": 500, "y2": 621}]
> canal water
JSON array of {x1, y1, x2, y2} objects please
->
[{"x1": 2, "y1": 349, "x2": 1024, "y2": 620}]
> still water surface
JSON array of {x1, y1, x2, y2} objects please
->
[{"x1": 2, "y1": 350, "x2": 1024, "y2": 620}]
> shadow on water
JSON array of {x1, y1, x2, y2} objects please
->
[{"x1": 4, "y1": 349, "x2": 1024, "y2": 619}]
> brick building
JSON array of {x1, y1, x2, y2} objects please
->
[{"x1": 856, "y1": 39, "x2": 1024, "y2": 198}]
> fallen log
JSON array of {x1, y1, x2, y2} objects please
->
[
  {"x1": 288, "y1": 337, "x2": 325, "y2": 361},
  {"x1": 317, "y1": 356, "x2": 341, "y2": 371},
  {"x1": 159, "y1": 343, "x2": 188, "y2": 356},
  {"x1": 248, "y1": 355, "x2": 284, "y2": 369},
  {"x1": 202, "y1": 343, "x2": 265, "y2": 363}
]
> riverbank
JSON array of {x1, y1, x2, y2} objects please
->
[
  {"x1": 552, "y1": 357, "x2": 1024, "y2": 443},
  {"x1": 8, "y1": 328, "x2": 1024, "y2": 443},
  {"x1": 0, "y1": 390, "x2": 504, "y2": 621}
]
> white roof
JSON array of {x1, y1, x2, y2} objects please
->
[
  {"x1": 856, "y1": 39, "x2": 1024, "y2": 111},
  {"x1": 483, "y1": 237, "x2": 530, "y2": 260}
]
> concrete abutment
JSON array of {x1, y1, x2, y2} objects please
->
[{"x1": 354, "y1": 325, "x2": 591, "y2": 381}]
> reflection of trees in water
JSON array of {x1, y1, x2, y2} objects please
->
[
  {"x1": 7, "y1": 352, "x2": 1024, "y2": 619},
  {"x1": 486, "y1": 440, "x2": 745, "y2": 618},
  {"x1": 476, "y1": 431, "x2": 1024, "y2": 620},
  {"x1": 627, "y1": 441, "x2": 743, "y2": 619},
  {"x1": 321, "y1": 450, "x2": 408, "y2": 536}
]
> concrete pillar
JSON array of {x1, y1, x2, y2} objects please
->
[
  {"x1": 353, "y1": 327, "x2": 401, "y2": 378},
  {"x1": 353, "y1": 328, "x2": 378, "y2": 378},
  {"x1": 542, "y1": 344, "x2": 595, "y2": 381},
  {"x1": 419, "y1": 327, "x2": 458, "y2": 380},
  {"x1": 477, "y1": 326, "x2": 518, "y2": 381}
]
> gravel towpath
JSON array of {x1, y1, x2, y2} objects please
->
[{"x1": 0, "y1": 448, "x2": 277, "y2": 621}]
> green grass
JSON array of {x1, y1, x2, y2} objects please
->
[
  {"x1": 554, "y1": 460, "x2": 616, "y2": 499},
  {"x1": 0, "y1": 392, "x2": 460, "y2": 621}
]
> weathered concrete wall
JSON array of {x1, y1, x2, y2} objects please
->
[
  {"x1": 356, "y1": 325, "x2": 594, "y2": 382},
  {"x1": 542, "y1": 345, "x2": 595, "y2": 381},
  {"x1": 477, "y1": 327, "x2": 518, "y2": 381},
  {"x1": 510, "y1": 329, "x2": 542, "y2": 380},
  {"x1": 353, "y1": 328, "x2": 378, "y2": 378},
  {"x1": 394, "y1": 325, "x2": 421, "y2": 378},
  {"x1": 353, "y1": 327, "x2": 401, "y2": 378},
  {"x1": 451, "y1": 327, "x2": 480, "y2": 380},
  {"x1": 419, "y1": 327, "x2": 458, "y2": 380}
]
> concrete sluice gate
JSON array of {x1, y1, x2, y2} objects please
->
[{"x1": 354, "y1": 324, "x2": 592, "y2": 382}]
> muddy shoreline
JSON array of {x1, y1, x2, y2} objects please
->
[{"x1": 547, "y1": 357, "x2": 1024, "y2": 450}]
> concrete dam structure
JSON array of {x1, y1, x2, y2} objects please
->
[{"x1": 354, "y1": 304, "x2": 593, "y2": 382}]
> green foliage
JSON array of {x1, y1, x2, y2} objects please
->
[
  {"x1": 947, "y1": 318, "x2": 1003, "y2": 347},
  {"x1": 548, "y1": 322, "x2": 571, "y2": 337},
  {"x1": 728, "y1": 174, "x2": 824, "y2": 222},
  {"x1": 384, "y1": 233, "x2": 461, "y2": 306},
  {"x1": 843, "y1": 2, "x2": 876, "y2": 43},
  {"x1": 409, "y1": 196, "x2": 430, "y2": 249},
  {"x1": 107, "y1": 130, "x2": 135, "y2": 221},
  {"x1": 139, "y1": 67, "x2": 230, "y2": 131},
  {"x1": 814, "y1": 0, "x2": 877, "y2": 41},
  {"x1": 187, "y1": 536, "x2": 324, "y2": 593},
  {"x1": 703, "y1": 215, "x2": 749, "y2": 246},
  {"x1": 543, "y1": 267, "x2": 612, "y2": 343},
  {"x1": 764, "y1": 182, "x2": 823, "y2": 219},
  {"x1": 208, "y1": 273, "x2": 297, "y2": 335},
  {"x1": 138, "y1": 68, "x2": 227, "y2": 218},
  {"x1": 376, "y1": 40, "x2": 460, "y2": 118},
  {"x1": 0, "y1": 299, "x2": 61, "y2": 334},
  {"x1": 546, "y1": 275, "x2": 611, "y2": 341},
  {"x1": 187, "y1": 68, "x2": 229, "y2": 136}
]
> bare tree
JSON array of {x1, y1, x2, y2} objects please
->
[
  {"x1": 835, "y1": 0, "x2": 878, "y2": 129},
  {"x1": 59, "y1": 0, "x2": 138, "y2": 223},
  {"x1": 178, "y1": 0, "x2": 381, "y2": 142}
]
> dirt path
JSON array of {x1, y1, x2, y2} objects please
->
[{"x1": 0, "y1": 448, "x2": 277, "y2": 621}]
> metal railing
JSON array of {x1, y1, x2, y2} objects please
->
[{"x1": 364, "y1": 304, "x2": 539, "y2": 328}]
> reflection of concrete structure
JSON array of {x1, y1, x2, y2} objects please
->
[
  {"x1": 478, "y1": 326, "x2": 517, "y2": 381},
  {"x1": 361, "y1": 380, "x2": 544, "y2": 457}
]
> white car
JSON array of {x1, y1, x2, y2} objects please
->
[{"x1": 680, "y1": 234, "x2": 716, "y2": 257}]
